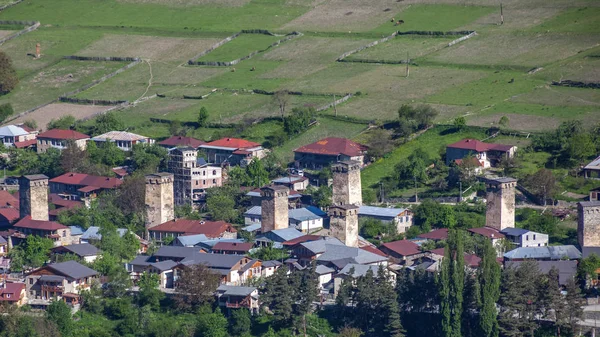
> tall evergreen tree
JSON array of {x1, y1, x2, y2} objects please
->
[
  {"x1": 439, "y1": 229, "x2": 465, "y2": 337},
  {"x1": 478, "y1": 238, "x2": 501, "y2": 337},
  {"x1": 262, "y1": 266, "x2": 293, "y2": 325},
  {"x1": 377, "y1": 265, "x2": 405, "y2": 337},
  {"x1": 564, "y1": 278, "x2": 584, "y2": 334}
]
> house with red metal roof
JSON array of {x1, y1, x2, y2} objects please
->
[
  {"x1": 416, "y1": 228, "x2": 449, "y2": 242},
  {"x1": 446, "y1": 139, "x2": 517, "y2": 168},
  {"x1": 148, "y1": 219, "x2": 237, "y2": 243},
  {"x1": 0, "y1": 282, "x2": 27, "y2": 306},
  {"x1": 0, "y1": 190, "x2": 19, "y2": 227},
  {"x1": 48, "y1": 194, "x2": 83, "y2": 221},
  {"x1": 379, "y1": 240, "x2": 424, "y2": 265},
  {"x1": 200, "y1": 137, "x2": 267, "y2": 166},
  {"x1": 12, "y1": 216, "x2": 71, "y2": 247},
  {"x1": 293, "y1": 137, "x2": 367, "y2": 169},
  {"x1": 429, "y1": 248, "x2": 482, "y2": 269},
  {"x1": 49, "y1": 172, "x2": 123, "y2": 201},
  {"x1": 159, "y1": 135, "x2": 206, "y2": 150},
  {"x1": 36, "y1": 129, "x2": 90, "y2": 154}
]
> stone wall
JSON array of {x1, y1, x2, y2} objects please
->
[
  {"x1": 485, "y1": 179, "x2": 516, "y2": 230},
  {"x1": 261, "y1": 186, "x2": 289, "y2": 233},
  {"x1": 578, "y1": 202, "x2": 600, "y2": 247},
  {"x1": 332, "y1": 161, "x2": 362, "y2": 206},
  {"x1": 145, "y1": 173, "x2": 175, "y2": 229},
  {"x1": 19, "y1": 175, "x2": 49, "y2": 221},
  {"x1": 329, "y1": 205, "x2": 359, "y2": 247}
]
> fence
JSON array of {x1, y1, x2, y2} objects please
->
[
  {"x1": 0, "y1": 20, "x2": 39, "y2": 46},
  {"x1": 447, "y1": 31, "x2": 477, "y2": 47},
  {"x1": 337, "y1": 31, "x2": 398, "y2": 61},
  {"x1": 58, "y1": 97, "x2": 127, "y2": 105},
  {"x1": 63, "y1": 55, "x2": 140, "y2": 62}
]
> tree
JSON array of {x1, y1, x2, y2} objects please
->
[
  {"x1": 523, "y1": 168, "x2": 556, "y2": 203},
  {"x1": 60, "y1": 139, "x2": 89, "y2": 173},
  {"x1": 498, "y1": 116, "x2": 509, "y2": 129},
  {"x1": 138, "y1": 272, "x2": 164, "y2": 309},
  {"x1": 364, "y1": 128, "x2": 393, "y2": 160},
  {"x1": 338, "y1": 327, "x2": 364, "y2": 337},
  {"x1": 305, "y1": 185, "x2": 332, "y2": 208},
  {"x1": 478, "y1": 238, "x2": 501, "y2": 337},
  {"x1": 413, "y1": 200, "x2": 457, "y2": 232},
  {"x1": 273, "y1": 90, "x2": 290, "y2": 120},
  {"x1": 47, "y1": 115, "x2": 76, "y2": 130},
  {"x1": 293, "y1": 264, "x2": 319, "y2": 334},
  {"x1": 90, "y1": 112, "x2": 124, "y2": 136},
  {"x1": 439, "y1": 229, "x2": 465, "y2": 337},
  {"x1": 46, "y1": 300, "x2": 73, "y2": 337},
  {"x1": 564, "y1": 278, "x2": 584, "y2": 333},
  {"x1": 262, "y1": 266, "x2": 294, "y2": 324},
  {"x1": 0, "y1": 51, "x2": 18, "y2": 95},
  {"x1": 453, "y1": 117, "x2": 467, "y2": 131},
  {"x1": 229, "y1": 308, "x2": 252, "y2": 336},
  {"x1": 8, "y1": 235, "x2": 54, "y2": 270},
  {"x1": 131, "y1": 143, "x2": 168, "y2": 173},
  {"x1": 577, "y1": 253, "x2": 600, "y2": 286},
  {"x1": 0, "y1": 103, "x2": 14, "y2": 123},
  {"x1": 23, "y1": 119, "x2": 37, "y2": 130},
  {"x1": 175, "y1": 264, "x2": 221, "y2": 311},
  {"x1": 283, "y1": 107, "x2": 315, "y2": 135},
  {"x1": 198, "y1": 106, "x2": 209, "y2": 127},
  {"x1": 206, "y1": 192, "x2": 238, "y2": 222},
  {"x1": 34, "y1": 148, "x2": 64, "y2": 178},
  {"x1": 397, "y1": 104, "x2": 438, "y2": 137},
  {"x1": 246, "y1": 157, "x2": 269, "y2": 187}
]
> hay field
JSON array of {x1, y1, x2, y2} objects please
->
[
  {"x1": 510, "y1": 86, "x2": 600, "y2": 107},
  {"x1": 346, "y1": 36, "x2": 456, "y2": 61},
  {"x1": 78, "y1": 34, "x2": 223, "y2": 62},
  {"x1": 9, "y1": 104, "x2": 113, "y2": 130},
  {"x1": 0, "y1": 30, "x2": 13, "y2": 38},
  {"x1": 116, "y1": 0, "x2": 251, "y2": 7},
  {"x1": 197, "y1": 34, "x2": 281, "y2": 62}
]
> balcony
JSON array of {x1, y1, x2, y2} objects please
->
[
  {"x1": 225, "y1": 302, "x2": 245, "y2": 309},
  {"x1": 42, "y1": 285, "x2": 63, "y2": 293}
]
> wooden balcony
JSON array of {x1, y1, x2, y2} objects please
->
[{"x1": 42, "y1": 285, "x2": 63, "y2": 293}]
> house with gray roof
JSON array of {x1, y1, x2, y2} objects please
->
[
  {"x1": 503, "y1": 245, "x2": 581, "y2": 261},
  {"x1": 583, "y1": 154, "x2": 600, "y2": 179},
  {"x1": 216, "y1": 285, "x2": 259, "y2": 313},
  {"x1": 316, "y1": 244, "x2": 388, "y2": 270},
  {"x1": 0, "y1": 125, "x2": 38, "y2": 147},
  {"x1": 358, "y1": 206, "x2": 413, "y2": 233},
  {"x1": 505, "y1": 260, "x2": 577, "y2": 285},
  {"x1": 244, "y1": 206, "x2": 326, "y2": 232},
  {"x1": 80, "y1": 226, "x2": 128, "y2": 243},
  {"x1": 26, "y1": 261, "x2": 99, "y2": 306},
  {"x1": 256, "y1": 227, "x2": 305, "y2": 248},
  {"x1": 175, "y1": 234, "x2": 209, "y2": 247},
  {"x1": 333, "y1": 263, "x2": 395, "y2": 297},
  {"x1": 51, "y1": 243, "x2": 100, "y2": 263},
  {"x1": 500, "y1": 228, "x2": 548, "y2": 248}
]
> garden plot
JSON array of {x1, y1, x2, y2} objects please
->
[
  {"x1": 77, "y1": 34, "x2": 223, "y2": 62},
  {"x1": 196, "y1": 34, "x2": 282, "y2": 62},
  {"x1": 345, "y1": 36, "x2": 456, "y2": 62},
  {"x1": 259, "y1": 36, "x2": 372, "y2": 79},
  {"x1": 424, "y1": 32, "x2": 600, "y2": 68},
  {"x1": 0, "y1": 59, "x2": 127, "y2": 113},
  {"x1": 9, "y1": 104, "x2": 112, "y2": 131}
]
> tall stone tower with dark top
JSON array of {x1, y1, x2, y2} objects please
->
[
  {"x1": 329, "y1": 204, "x2": 359, "y2": 247},
  {"x1": 261, "y1": 185, "x2": 289, "y2": 233},
  {"x1": 145, "y1": 173, "x2": 175, "y2": 230},
  {"x1": 485, "y1": 177, "x2": 517, "y2": 231},
  {"x1": 332, "y1": 160, "x2": 362, "y2": 206},
  {"x1": 19, "y1": 174, "x2": 49, "y2": 221},
  {"x1": 578, "y1": 201, "x2": 600, "y2": 248}
]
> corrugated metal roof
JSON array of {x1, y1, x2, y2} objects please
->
[
  {"x1": 217, "y1": 285, "x2": 256, "y2": 296},
  {"x1": 176, "y1": 234, "x2": 209, "y2": 246},
  {"x1": 91, "y1": 131, "x2": 150, "y2": 142},
  {"x1": 359, "y1": 205, "x2": 406, "y2": 218},
  {"x1": 584, "y1": 155, "x2": 600, "y2": 170},
  {"x1": 0, "y1": 125, "x2": 30, "y2": 137},
  {"x1": 504, "y1": 245, "x2": 581, "y2": 260}
]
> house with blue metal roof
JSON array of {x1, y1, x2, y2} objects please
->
[
  {"x1": 244, "y1": 206, "x2": 327, "y2": 232},
  {"x1": 358, "y1": 205, "x2": 413, "y2": 233}
]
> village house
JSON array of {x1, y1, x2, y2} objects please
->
[
  {"x1": 0, "y1": 282, "x2": 27, "y2": 306},
  {"x1": 0, "y1": 190, "x2": 20, "y2": 227},
  {"x1": 48, "y1": 194, "x2": 83, "y2": 220},
  {"x1": 505, "y1": 260, "x2": 577, "y2": 285},
  {"x1": 200, "y1": 138, "x2": 267, "y2": 166},
  {"x1": 500, "y1": 228, "x2": 549, "y2": 248},
  {"x1": 173, "y1": 253, "x2": 258, "y2": 286},
  {"x1": 254, "y1": 228, "x2": 305, "y2": 248},
  {"x1": 379, "y1": 240, "x2": 423, "y2": 265},
  {"x1": 159, "y1": 135, "x2": 205, "y2": 150},
  {"x1": 0, "y1": 125, "x2": 38, "y2": 148},
  {"x1": 293, "y1": 137, "x2": 368, "y2": 169},
  {"x1": 244, "y1": 206, "x2": 326, "y2": 233},
  {"x1": 333, "y1": 264, "x2": 395, "y2": 297},
  {"x1": 148, "y1": 219, "x2": 237, "y2": 243},
  {"x1": 36, "y1": 129, "x2": 89, "y2": 153},
  {"x1": 67, "y1": 226, "x2": 84, "y2": 244},
  {"x1": 49, "y1": 172, "x2": 123, "y2": 201},
  {"x1": 271, "y1": 175, "x2": 309, "y2": 191},
  {"x1": 12, "y1": 216, "x2": 71, "y2": 247},
  {"x1": 428, "y1": 248, "x2": 482, "y2": 270},
  {"x1": 467, "y1": 227, "x2": 505, "y2": 248},
  {"x1": 0, "y1": 236, "x2": 7, "y2": 257},
  {"x1": 261, "y1": 260, "x2": 282, "y2": 277},
  {"x1": 216, "y1": 285, "x2": 260, "y2": 313},
  {"x1": 583, "y1": 155, "x2": 600, "y2": 179},
  {"x1": 246, "y1": 187, "x2": 302, "y2": 207},
  {"x1": 51, "y1": 243, "x2": 100, "y2": 263},
  {"x1": 416, "y1": 228, "x2": 449, "y2": 242},
  {"x1": 358, "y1": 206, "x2": 413, "y2": 233},
  {"x1": 212, "y1": 242, "x2": 253, "y2": 255},
  {"x1": 91, "y1": 131, "x2": 154, "y2": 151},
  {"x1": 445, "y1": 139, "x2": 517, "y2": 168},
  {"x1": 80, "y1": 226, "x2": 127, "y2": 244},
  {"x1": 590, "y1": 186, "x2": 600, "y2": 202},
  {"x1": 503, "y1": 245, "x2": 581, "y2": 262},
  {"x1": 167, "y1": 147, "x2": 223, "y2": 205},
  {"x1": 25, "y1": 261, "x2": 99, "y2": 306}
]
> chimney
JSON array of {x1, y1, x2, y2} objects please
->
[{"x1": 19, "y1": 175, "x2": 49, "y2": 221}]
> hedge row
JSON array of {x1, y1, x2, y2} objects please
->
[
  {"x1": 0, "y1": 19, "x2": 36, "y2": 26},
  {"x1": 397, "y1": 30, "x2": 474, "y2": 36},
  {"x1": 251, "y1": 89, "x2": 343, "y2": 97},
  {"x1": 63, "y1": 55, "x2": 140, "y2": 62},
  {"x1": 59, "y1": 97, "x2": 127, "y2": 105},
  {"x1": 316, "y1": 94, "x2": 353, "y2": 113},
  {"x1": 319, "y1": 113, "x2": 371, "y2": 125},
  {"x1": 240, "y1": 29, "x2": 276, "y2": 36},
  {"x1": 551, "y1": 80, "x2": 600, "y2": 89},
  {"x1": 339, "y1": 58, "x2": 411, "y2": 65}
]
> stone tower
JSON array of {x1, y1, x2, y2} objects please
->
[
  {"x1": 578, "y1": 201, "x2": 600, "y2": 248},
  {"x1": 145, "y1": 173, "x2": 175, "y2": 229},
  {"x1": 485, "y1": 177, "x2": 517, "y2": 231},
  {"x1": 260, "y1": 185, "x2": 289, "y2": 233},
  {"x1": 19, "y1": 174, "x2": 49, "y2": 221},
  {"x1": 332, "y1": 160, "x2": 362, "y2": 206},
  {"x1": 329, "y1": 204, "x2": 359, "y2": 247}
]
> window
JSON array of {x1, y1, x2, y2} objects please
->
[
  {"x1": 62, "y1": 231, "x2": 66, "y2": 237},
  {"x1": 6, "y1": 294, "x2": 10, "y2": 298},
  {"x1": 212, "y1": 179, "x2": 216, "y2": 184},
  {"x1": 533, "y1": 234, "x2": 536, "y2": 240},
  {"x1": 203, "y1": 171, "x2": 206, "y2": 176},
  {"x1": 203, "y1": 180, "x2": 206, "y2": 185},
  {"x1": 213, "y1": 170, "x2": 217, "y2": 175},
  {"x1": 526, "y1": 235, "x2": 529, "y2": 241},
  {"x1": 29, "y1": 279, "x2": 33, "y2": 285}
]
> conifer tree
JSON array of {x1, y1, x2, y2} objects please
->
[
  {"x1": 478, "y1": 238, "x2": 500, "y2": 337},
  {"x1": 439, "y1": 229, "x2": 465, "y2": 337},
  {"x1": 262, "y1": 266, "x2": 293, "y2": 324}
]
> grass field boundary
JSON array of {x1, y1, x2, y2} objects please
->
[
  {"x1": 63, "y1": 55, "x2": 141, "y2": 62},
  {"x1": 337, "y1": 31, "x2": 398, "y2": 61},
  {"x1": 316, "y1": 93, "x2": 353, "y2": 112},
  {"x1": 0, "y1": 20, "x2": 39, "y2": 45},
  {"x1": 0, "y1": 0, "x2": 23, "y2": 12},
  {"x1": 187, "y1": 32, "x2": 242, "y2": 64},
  {"x1": 188, "y1": 31, "x2": 302, "y2": 66},
  {"x1": 59, "y1": 59, "x2": 141, "y2": 99},
  {"x1": 397, "y1": 30, "x2": 474, "y2": 36},
  {"x1": 551, "y1": 80, "x2": 600, "y2": 89},
  {"x1": 59, "y1": 97, "x2": 128, "y2": 106},
  {"x1": 447, "y1": 31, "x2": 476, "y2": 47}
]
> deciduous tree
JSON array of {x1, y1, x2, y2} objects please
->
[
  {"x1": 0, "y1": 51, "x2": 18, "y2": 95},
  {"x1": 175, "y1": 264, "x2": 221, "y2": 311}
]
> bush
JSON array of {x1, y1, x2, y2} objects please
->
[
  {"x1": 0, "y1": 103, "x2": 14, "y2": 123},
  {"x1": 0, "y1": 51, "x2": 18, "y2": 95}
]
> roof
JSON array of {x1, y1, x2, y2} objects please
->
[
  {"x1": 500, "y1": 227, "x2": 538, "y2": 237},
  {"x1": 467, "y1": 227, "x2": 505, "y2": 239},
  {"x1": 154, "y1": 246, "x2": 205, "y2": 259},
  {"x1": 68, "y1": 226, "x2": 84, "y2": 236},
  {"x1": 338, "y1": 264, "x2": 381, "y2": 278},
  {"x1": 201, "y1": 138, "x2": 261, "y2": 150},
  {"x1": 13, "y1": 139, "x2": 37, "y2": 148},
  {"x1": 242, "y1": 224, "x2": 261, "y2": 232},
  {"x1": 149, "y1": 260, "x2": 178, "y2": 272},
  {"x1": 583, "y1": 247, "x2": 600, "y2": 258},
  {"x1": 283, "y1": 234, "x2": 325, "y2": 247},
  {"x1": 579, "y1": 201, "x2": 600, "y2": 207},
  {"x1": 149, "y1": 219, "x2": 236, "y2": 238},
  {"x1": 39, "y1": 275, "x2": 65, "y2": 282},
  {"x1": 359, "y1": 206, "x2": 407, "y2": 218},
  {"x1": 299, "y1": 237, "x2": 345, "y2": 255},
  {"x1": 317, "y1": 244, "x2": 387, "y2": 266},
  {"x1": 50, "y1": 172, "x2": 122, "y2": 190},
  {"x1": 46, "y1": 260, "x2": 98, "y2": 280},
  {"x1": 0, "y1": 191, "x2": 18, "y2": 208},
  {"x1": 246, "y1": 189, "x2": 301, "y2": 199},
  {"x1": 294, "y1": 137, "x2": 367, "y2": 157},
  {"x1": 262, "y1": 260, "x2": 282, "y2": 268},
  {"x1": 271, "y1": 175, "x2": 308, "y2": 184},
  {"x1": 486, "y1": 177, "x2": 518, "y2": 184},
  {"x1": 0, "y1": 208, "x2": 19, "y2": 223},
  {"x1": 129, "y1": 255, "x2": 152, "y2": 267},
  {"x1": 504, "y1": 245, "x2": 582, "y2": 260},
  {"x1": 176, "y1": 234, "x2": 209, "y2": 247},
  {"x1": 159, "y1": 136, "x2": 205, "y2": 149},
  {"x1": 429, "y1": 248, "x2": 481, "y2": 267},
  {"x1": 37, "y1": 129, "x2": 89, "y2": 140},
  {"x1": 217, "y1": 285, "x2": 256, "y2": 297},
  {"x1": 81, "y1": 226, "x2": 127, "y2": 241},
  {"x1": 360, "y1": 245, "x2": 387, "y2": 257},
  {"x1": 381, "y1": 240, "x2": 421, "y2": 257},
  {"x1": 584, "y1": 155, "x2": 600, "y2": 170},
  {"x1": 53, "y1": 243, "x2": 99, "y2": 257},
  {"x1": 179, "y1": 253, "x2": 245, "y2": 269},
  {"x1": 13, "y1": 216, "x2": 67, "y2": 231},
  {"x1": 315, "y1": 265, "x2": 335, "y2": 275},
  {"x1": 0, "y1": 125, "x2": 31, "y2": 137},
  {"x1": 262, "y1": 228, "x2": 305, "y2": 243},
  {"x1": 446, "y1": 139, "x2": 514, "y2": 153},
  {"x1": 91, "y1": 131, "x2": 150, "y2": 142},
  {"x1": 505, "y1": 260, "x2": 577, "y2": 285},
  {"x1": 0, "y1": 282, "x2": 24, "y2": 301},
  {"x1": 288, "y1": 207, "x2": 327, "y2": 222},
  {"x1": 0, "y1": 236, "x2": 6, "y2": 244},
  {"x1": 49, "y1": 194, "x2": 83, "y2": 210},
  {"x1": 196, "y1": 238, "x2": 245, "y2": 250},
  {"x1": 212, "y1": 242, "x2": 253, "y2": 252},
  {"x1": 417, "y1": 228, "x2": 449, "y2": 241}
]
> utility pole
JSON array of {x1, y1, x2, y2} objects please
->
[
  {"x1": 500, "y1": 3, "x2": 504, "y2": 25},
  {"x1": 379, "y1": 181, "x2": 384, "y2": 203},
  {"x1": 333, "y1": 94, "x2": 337, "y2": 117},
  {"x1": 405, "y1": 51, "x2": 410, "y2": 78},
  {"x1": 458, "y1": 181, "x2": 462, "y2": 202}
]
